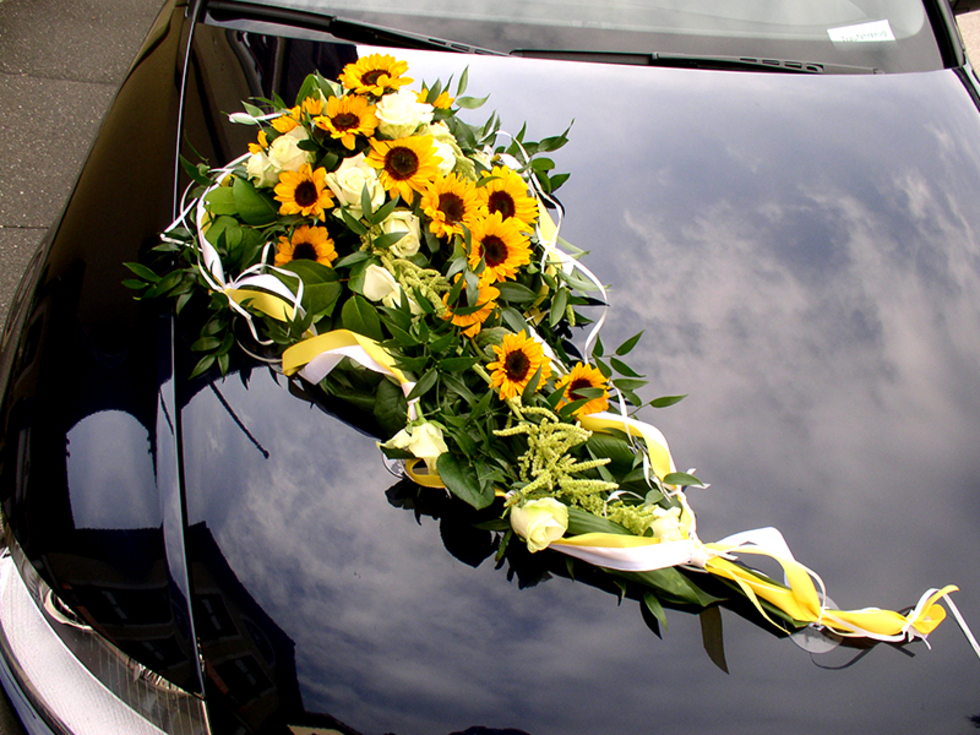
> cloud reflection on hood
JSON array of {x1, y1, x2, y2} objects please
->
[{"x1": 178, "y1": 52, "x2": 980, "y2": 735}]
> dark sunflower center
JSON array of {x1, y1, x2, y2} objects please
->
[
  {"x1": 568, "y1": 377, "x2": 594, "y2": 401},
  {"x1": 332, "y1": 112, "x2": 360, "y2": 131},
  {"x1": 481, "y1": 236, "x2": 509, "y2": 267},
  {"x1": 487, "y1": 191, "x2": 516, "y2": 220},
  {"x1": 504, "y1": 350, "x2": 531, "y2": 382},
  {"x1": 438, "y1": 193, "x2": 466, "y2": 223},
  {"x1": 361, "y1": 69, "x2": 386, "y2": 87},
  {"x1": 292, "y1": 242, "x2": 318, "y2": 261},
  {"x1": 294, "y1": 181, "x2": 318, "y2": 207},
  {"x1": 385, "y1": 147, "x2": 420, "y2": 180}
]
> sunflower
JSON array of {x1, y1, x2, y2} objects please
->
[
  {"x1": 275, "y1": 225, "x2": 337, "y2": 267},
  {"x1": 442, "y1": 275, "x2": 499, "y2": 337},
  {"x1": 300, "y1": 96, "x2": 324, "y2": 116},
  {"x1": 478, "y1": 166, "x2": 539, "y2": 232},
  {"x1": 418, "y1": 87, "x2": 454, "y2": 109},
  {"x1": 313, "y1": 95, "x2": 378, "y2": 150},
  {"x1": 487, "y1": 331, "x2": 552, "y2": 400},
  {"x1": 274, "y1": 164, "x2": 335, "y2": 219},
  {"x1": 468, "y1": 211, "x2": 532, "y2": 283},
  {"x1": 366, "y1": 135, "x2": 441, "y2": 205},
  {"x1": 555, "y1": 363, "x2": 610, "y2": 417},
  {"x1": 421, "y1": 173, "x2": 480, "y2": 239},
  {"x1": 339, "y1": 54, "x2": 413, "y2": 97},
  {"x1": 247, "y1": 129, "x2": 269, "y2": 155},
  {"x1": 271, "y1": 114, "x2": 300, "y2": 134}
]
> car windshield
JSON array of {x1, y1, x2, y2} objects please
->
[{"x1": 239, "y1": 0, "x2": 945, "y2": 72}]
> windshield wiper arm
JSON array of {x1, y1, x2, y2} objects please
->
[
  {"x1": 512, "y1": 49, "x2": 881, "y2": 74},
  {"x1": 206, "y1": 0, "x2": 506, "y2": 55}
]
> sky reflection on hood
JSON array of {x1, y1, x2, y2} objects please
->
[{"x1": 180, "y1": 52, "x2": 980, "y2": 735}]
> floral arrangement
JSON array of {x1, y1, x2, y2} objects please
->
[{"x1": 126, "y1": 54, "x2": 969, "y2": 665}]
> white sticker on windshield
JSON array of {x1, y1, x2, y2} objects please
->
[{"x1": 827, "y1": 19, "x2": 895, "y2": 43}]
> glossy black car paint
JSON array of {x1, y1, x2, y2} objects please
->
[{"x1": 2, "y1": 1, "x2": 980, "y2": 733}]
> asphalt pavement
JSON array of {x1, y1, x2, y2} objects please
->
[{"x1": 0, "y1": 0, "x2": 163, "y2": 323}]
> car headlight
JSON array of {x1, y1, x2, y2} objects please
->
[{"x1": 0, "y1": 518, "x2": 209, "y2": 735}]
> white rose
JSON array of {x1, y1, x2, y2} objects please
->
[
  {"x1": 380, "y1": 209, "x2": 422, "y2": 257},
  {"x1": 510, "y1": 498, "x2": 569, "y2": 553},
  {"x1": 362, "y1": 264, "x2": 422, "y2": 313},
  {"x1": 362, "y1": 264, "x2": 399, "y2": 302},
  {"x1": 649, "y1": 506, "x2": 685, "y2": 542},
  {"x1": 245, "y1": 151, "x2": 278, "y2": 187},
  {"x1": 376, "y1": 89, "x2": 434, "y2": 139},
  {"x1": 326, "y1": 154, "x2": 385, "y2": 218},
  {"x1": 383, "y1": 422, "x2": 449, "y2": 472},
  {"x1": 471, "y1": 145, "x2": 493, "y2": 170},
  {"x1": 266, "y1": 127, "x2": 311, "y2": 173},
  {"x1": 427, "y1": 122, "x2": 461, "y2": 176}
]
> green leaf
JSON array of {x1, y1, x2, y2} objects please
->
[
  {"x1": 341, "y1": 295, "x2": 384, "y2": 341},
  {"x1": 592, "y1": 335, "x2": 605, "y2": 358},
  {"x1": 281, "y1": 258, "x2": 338, "y2": 284},
  {"x1": 191, "y1": 336, "x2": 222, "y2": 352},
  {"x1": 340, "y1": 207, "x2": 369, "y2": 236},
  {"x1": 374, "y1": 379, "x2": 409, "y2": 436},
  {"x1": 180, "y1": 156, "x2": 212, "y2": 186},
  {"x1": 232, "y1": 177, "x2": 277, "y2": 226},
  {"x1": 700, "y1": 607, "x2": 729, "y2": 674},
  {"x1": 334, "y1": 251, "x2": 371, "y2": 269},
  {"x1": 495, "y1": 282, "x2": 538, "y2": 304},
  {"x1": 615, "y1": 330, "x2": 644, "y2": 356},
  {"x1": 585, "y1": 433, "x2": 635, "y2": 474},
  {"x1": 456, "y1": 66, "x2": 469, "y2": 96},
  {"x1": 429, "y1": 332, "x2": 455, "y2": 354},
  {"x1": 369, "y1": 195, "x2": 400, "y2": 226},
  {"x1": 650, "y1": 394, "x2": 688, "y2": 409},
  {"x1": 566, "y1": 507, "x2": 631, "y2": 536},
  {"x1": 205, "y1": 186, "x2": 237, "y2": 215},
  {"x1": 442, "y1": 373, "x2": 477, "y2": 404},
  {"x1": 521, "y1": 366, "x2": 543, "y2": 403},
  {"x1": 436, "y1": 453, "x2": 494, "y2": 509},
  {"x1": 122, "y1": 262, "x2": 161, "y2": 283},
  {"x1": 392, "y1": 355, "x2": 428, "y2": 373},
  {"x1": 530, "y1": 157, "x2": 555, "y2": 172},
  {"x1": 611, "y1": 378, "x2": 647, "y2": 392},
  {"x1": 663, "y1": 471, "x2": 703, "y2": 487},
  {"x1": 294, "y1": 73, "x2": 320, "y2": 106},
  {"x1": 455, "y1": 94, "x2": 489, "y2": 110},
  {"x1": 406, "y1": 368, "x2": 438, "y2": 401},
  {"x1": 440, "y1": 355, "x2": 481, "y2": 373},
  {"x1": 374, "y1": 231, "x2": 407, "y2": 250},
  {"x1": 501, "y1": 307, "x2": 529, "y2": 334},
  {"x1": 642, "y1": 592, "x2": 667, "y2": 629},
  {"x1": 610, "y1": 357, "x2": 644, "y2": 378},
  {"x1": 621, "y1": 567, "x2": 722, "y2": 607},
  {"x1": 549, "y1": 288, "x2": 568, "y2": 328},
  {"x1": 189, "y1": 354, "x2": 215, "y2": 379},
  {"x1": 548, "y1": 172, "x2": 570, "y2": 192}
]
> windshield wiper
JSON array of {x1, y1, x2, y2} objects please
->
[
  {"x1": 206, "y1": 0, "x2": 506, "y2": 55},
  {"x1": 512, "y1": 49, "x2": 881, "y2": 74}
]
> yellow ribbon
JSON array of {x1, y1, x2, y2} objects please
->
[
  {"x1": 579, "y1": 412, "x2": 675, "y2": 481},
  {"x1": 229, "y1": 287, "x2": 297, "y2": 322},
  {"x1": 282, "y1": 329, "x2": 410, "y2": 385},
  {"x1": 404, "y1": 459, "x2": 447, "y2": 489}
]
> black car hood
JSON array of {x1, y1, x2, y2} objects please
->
[{"x1": 4, "y1": 10, "x2": 980, "y2": 734}]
